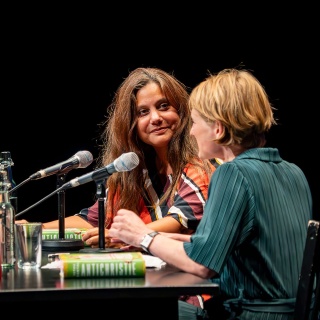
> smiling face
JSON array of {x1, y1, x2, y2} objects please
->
[{"x1": 136, "y1": 82, "x2": 180, "y2": 152}]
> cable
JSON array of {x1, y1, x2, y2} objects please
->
[
  {"x1": 9, "y1": 177, "x2": 31, "y2": 194},
  {"x1": 15, "y1": 185, "x2": 64, "y2": 218}
]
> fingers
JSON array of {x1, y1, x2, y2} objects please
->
[
  {"x1": 83, "y1": 228, "x2": 114, "y2": 248},
  {"x1": 82, "y1": 228, "x2": 99, "y2": 246},
  {"x1": 82, "y1": 227, "x2": 99, "y2": 241},
  {"x1": 84, "y1": 234, "x2": 99, "y2": 247},
  {"x1": 110, "y1": 237, "x2": 123, "y2": 243}
]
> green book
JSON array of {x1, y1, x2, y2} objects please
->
[
  {"x1": 58, "y1": 251, "x2": 146, "y2": 278},
  {"x1": 42, "y1": 228, "x2": 87, "y2": 241}
]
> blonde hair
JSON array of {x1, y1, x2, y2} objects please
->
[{"x1": 189, "y1": 68, "x2": 277, "y2": 148}]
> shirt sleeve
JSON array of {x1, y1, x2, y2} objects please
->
[
  {"x1": 167, "y1": 164, "x2": 213, "y2": 231},
  {"x1": 74, "y1": 199, "x2": 103, "y2": 228},
  {"x1": 183, "y1": 163, "x2": 253, "y2": 273}
]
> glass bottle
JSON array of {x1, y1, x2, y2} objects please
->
[
  {"x1": 0, "y1": 151, "x2": 17, "y2": 213},
  {"x1": 0, "y1": 166, "x2": 15, "y2": 268}
]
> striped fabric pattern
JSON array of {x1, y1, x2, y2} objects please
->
[
  {"x1": 184, "y1": 148, "x2": 312, "y2": 316},
  {"x1": 144, "y1": 163, "x2": 212, "y2": 231},
  {"x1": 84, "y1": 163, "x2": 213, "y2": 232}
]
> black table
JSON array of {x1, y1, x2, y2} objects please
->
[{"x1": 0, "y1": 251, "x2": 219, "y2": 319}]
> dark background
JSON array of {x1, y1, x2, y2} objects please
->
[{"x1": 2, "y1": 21, "x2": 318, "y2": 223}]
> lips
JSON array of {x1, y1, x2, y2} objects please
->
[{"x1": 150, "y1": 127, "x2": 168, "y2": 134}]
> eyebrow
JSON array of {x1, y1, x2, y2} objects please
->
[{"x1": 136, "y1": 97, "x2": 168, "y2": 109}]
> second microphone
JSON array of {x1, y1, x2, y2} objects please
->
[
  {"x1": 60, "y1": 152, "x2": 139, "y2": 190},
  {"x1": 29, "y1": 151, "x2": 94, "y2": 180}
]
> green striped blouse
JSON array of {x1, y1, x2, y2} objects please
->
[{"x1": 184, "y1": 148, "x2": 313, "y2": 318}]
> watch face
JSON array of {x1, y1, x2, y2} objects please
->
[
  {"x1": 141, "y1": 234, "x2": 153, "y2": 249},
  {"x1": 140, "y1": 232, "x2": 159, "y2": 252}
]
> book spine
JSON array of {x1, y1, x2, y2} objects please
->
[
  {"x1": 61, "y1": 259, "x2": 145, "y2": 278},
  {"x1": 42, "y1": 232, "x2": 84, "y2": 240}
]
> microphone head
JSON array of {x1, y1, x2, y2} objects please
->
[
  {"x1": 114, "y1": 152, "x2": 139, "y2": 172},
  {"x1": 75, "y1": 151, "x2": 94, "y2": 168}
]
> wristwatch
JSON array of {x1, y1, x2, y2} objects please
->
[{"x1": 140, "y1": 231, "x2": 159, "y2": 254}]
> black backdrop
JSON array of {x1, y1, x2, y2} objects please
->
[{"x1": 2, "y1": 42, "x2": 318, "y2": 222}]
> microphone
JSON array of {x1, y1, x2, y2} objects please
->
[
  {"x1": 61, "y1": 152, "x2": 139, "y2": 190},
  {"x1": 29, "y1": 150, "x2": 93, "y2": 180},
  {"x1": 15, "y1": 152, "x2": 139, "y2": 219}
]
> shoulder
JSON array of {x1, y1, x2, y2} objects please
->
[
  {"x1": 183, "y1": 161, "x2": 214, "y2": 174},
  {"x1": 182, "y1": 161, "x2": 214, "y2": 185}
]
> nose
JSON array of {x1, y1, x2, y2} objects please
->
[{"x1": 150, "y1": 109, "x2": 163, "y2": 124}]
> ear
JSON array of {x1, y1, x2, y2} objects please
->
[{"x1": 213, "y1": 120, "x2": 225, "y2": 138}]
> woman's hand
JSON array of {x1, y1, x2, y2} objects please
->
[
  {"x1": 82, "y1": 227, "x2": 128, "y2": 249},
  {"x1": 82, "y1": 227, "x2": 101, "y2": 247},
  {"x1": 109, "y1": 209, "x2": 153, "y2": 248}
]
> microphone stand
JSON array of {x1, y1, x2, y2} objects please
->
[
  {"x1": 80, "y1": 178, "x2": 121, "y2": 253},
  {"x1": 42, "y1": 173, "x2": 84, "y2": 251},
  {"x1": 97, "y1": 179, "x2": 106, "y2": 249},
  {"x1": 57, "y1": 173, "x2": 66, "y2": 239}
]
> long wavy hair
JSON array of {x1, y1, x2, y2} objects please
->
[{"x1": 97, "y1": 67, "x2": 212, "y2": 216}]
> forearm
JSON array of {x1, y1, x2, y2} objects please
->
[
  {"x1": 109, "y1": 209, "x2": 215, "y2": 278},
  {"x1": 146, "y1": 216, "x2": 183, "y2": 233},
  {"x1": 148, "y1": 234, "x2": 216, "y2": 279},
  {"x1": 42, "y1": 216, "x2": 93, "y2": 229},
  {"x1": 160, "y1": 232, "x2": 191, "y2": 242}
]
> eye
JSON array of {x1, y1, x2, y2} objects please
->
[
  {"x1": 137, "y1": 108, "x2": 149, "y2": 118},
  {"x1": 158, "y1": 103, "x2": 169, "y2": 110}
]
